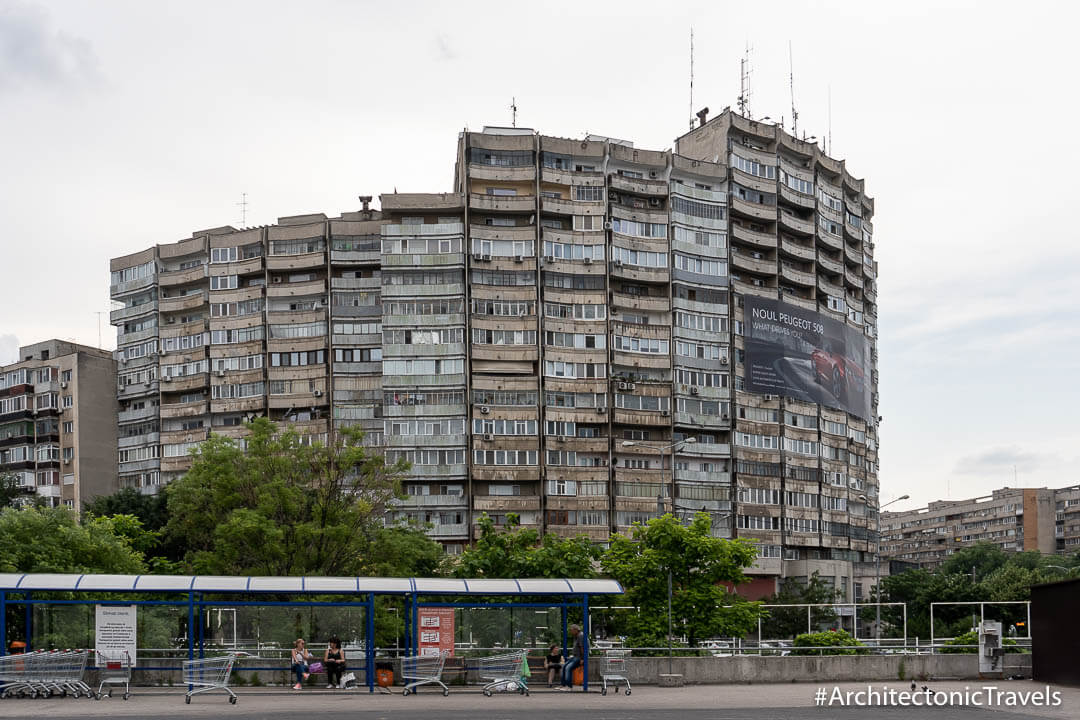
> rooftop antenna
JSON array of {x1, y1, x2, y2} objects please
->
[
  {"x1": 236, "y1": 192, "x2": 248, "y2": 228},
  {"x1": 788, "y1": 41, "x2": 798, "y2": 138},
  {"x1": 689, "y1": 27, "x2": 695, "y2": 131},
  {"x1": 737, "y1": 43, "x2": 753, "y2": 119},
  {"x1": 827, "y1": 85, "x2": 832, "y2": 155},
  {"x1": 510, "y1": 97, "x2": 517, "y2": 128},
  {"x1": 94, "y1": 311, "x2": 104, "y2": 348}
]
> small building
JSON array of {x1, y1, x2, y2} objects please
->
[{"x1": 1031, "y1": 577, "x2": 1080, "y2": 686}]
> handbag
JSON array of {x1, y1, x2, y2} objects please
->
[
  {"x1": 308, "y1": 661, "x2": 324, "y2": 674},
  {"x1": 342, "y1": 672, "x2": 357, "y2": 688}
]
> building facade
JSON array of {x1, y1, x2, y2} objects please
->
[
  {"x1": 109, "y1": 108, "x2": 881, "y2": 597},
  {"x1": 0, "y1": 339, "x2": 118, "y2": 508},
  {"x1": 879, "y1": 487, "x2": 1061, "y2": 566}
]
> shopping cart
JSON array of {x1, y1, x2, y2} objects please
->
[
  {"x1": 476, "y1": 650, "x2": 528, "y2": 696},
  {"x1": 400, "y1": 650, "x2": 449, "y2": 696},
  {"x1": 95, "y1": 650, "x2": 131, "y2": 700},
  {"x1": 182, "y1": 652, "x2": 241, "y2": 704},
  {"x1": 599, "y1": 649, "x2": 631, "y2": 696},
  {"x1": 0, "y1": 649, "x2": 92, "y2": 699}
]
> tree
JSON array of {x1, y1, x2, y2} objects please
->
[
  {"x1": 764, "y1": 571, "x2": 841, "y2": 639},
  {"x1": 453, "y1": 513, "x2": 601, "y2": 579},
  {"x1": 165, "y1": 418, "x2": 421, "y2": 576},
  {"x1": 84, "y1": 487, "x2": 185, "y2": 565},
  {"x1": 0, "y1": 506, "x2": 146, "y2": 574},
  {"x1": 938, "y1": 542, "x2": 1009, "y2": 580},
  {"x1": 601, "y1": 513, "x2": 764, "y2": 648},
  {"x1": 1, "y1": 471, "x2": 26, "y2": 508}
]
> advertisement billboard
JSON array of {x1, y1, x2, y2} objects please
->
[{"x1": 743, "y1": 295, "x2": 872, "y2": 420}]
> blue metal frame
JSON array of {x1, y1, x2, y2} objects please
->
[{"x1": 1, "y1": 581, "x2": 606, "y2": 693}]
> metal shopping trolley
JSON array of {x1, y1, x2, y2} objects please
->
[
  {"x1": 599, "y1": 649, "x2": 631, "y2": 696},
  {"x1": 400, "y1": 650, "x2": 449, "y2": 696},
  {"x1": 182, "y1": 652, "x2": 241, "y2": 704},
  {"x1": 0, "y1": 649, "x2": 91, "y2": 699},
  {"x1": 49, "y1": 650, "x2": 92, "y2": 698},
  {"x1": 476, "y1": 650, "x2": 528, "y2": 697},
  {"x1": 95, "y1": 650, "x2": 131, "y2": 700}
]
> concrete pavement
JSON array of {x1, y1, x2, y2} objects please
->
[{"x1": 0, "y1": 680, "x2": 1076, "y2": 720}]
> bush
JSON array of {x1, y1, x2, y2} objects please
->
[
  {"x1": 941, "y1": 630, "x2": 1026, "y2": 654},
  {"x1": 791, "y1": 630, "x2": 868, "y2": 655}
]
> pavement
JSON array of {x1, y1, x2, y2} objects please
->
[{"x1": 0, "y1": 680, "x2": 1077, "y2": 720}]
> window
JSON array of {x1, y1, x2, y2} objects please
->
[
  {"x1": 209, "y1": 275, "x2": 238, "y2": 290},
  {"x1": 543, "y1": 240, "x2": 605, "y2": 261},
  {"x1": 730, "y1": 152, "x2": 776, "y2": 179},
  {"x1": 110, "y1": 261, "x2": 155, "y2": 286},
  {"x1": 211, "y1": 326, "x2": 265, "y2": 344},
  {"x1": 673, "y1": 226, "x2": 726, "y2": 249},
  {"x1": 214, "y1": 354, "x2": 265, "y2": 371},
  {"x1": 468, "y1": 149, "x2": 533, "y2": 167},
  {"x1": 210, "y1": 247, "x2": 238, "y2": 264},
  {"x1": 543, "y1": 302, "x2": 606, "y2": 321},
  {"x1": 611, "y1": 246, "x2": 667, "y2": 267},
  {"x1": 573, "y1": 215, "x2": 603, "y2": 231},
  {"x1": 270, "y1": 238, "x2": 326, "y2": 255},
  {"x1": 735, "y1": 432, "x2": 779, "y2": 450},
  {"x1": 784, "y1": 411, "x2": 819, "y2": 429},
  {"x1": 675, "y1": 340, "x2": 725, "y2": 360},
  {"x1": 780, "y1": 170, "x2": 814, "y2": 195},
  {"x1": 543, "y1": 361, "x2": 606, "y2": 379},
  {"x1": 62, "y1": 395, "x2": 73, "y2": 408},
  {"x1": 674, "y1": 253, "x2": 727, "y2": 277},
  {"x1": 472, "y1": 300, "x2": 534, "y2": 317},
  {"x1": 613, "y1": 336, "x2": 668, "y2": 354},
  {"x1": 472, "y1": 329, "x2": 537, "y2": 345},
  {"x1": 674, "y1": 311, "x2": 728, "y2": 333},
  {"x1": 162, "y1": 332, "x2": 208, "y2": 352},
  {"x1": 573, "y1": 186, "x2": 603, "y2": 202},
  {"x1": 333, "y1": 321, "x2": 382, "y2": 335},
  {"x1": 738, "y1": 515, "x2": 780, "y2": 531},
  {"x1": 269, "y1": 322, "x2": 327, "y2": 339},
  {"x1": 62, "y1": 421, "x2": 73, "y2": 434},
  {"x1": 547, "y1": 332, "x2": 605, "y2": 349},
  {"x1": 472, "y1": 450, "x2": 538, "y2": 465},
  {"x1": 472, "y1": 419, "x2": 538, "y2": 436},
  {"x1": 333, "y1": 348, "x2": 382, "y2": 363},
  {"x1": 383, "y1": 358, "x2": 464, "y2": 376},
  {"x1": 270, "y1": 351, "x2": 324, "y2": 367},
  {"x1": 212, "y1": 381, "x2": 266, "y2": 400},
  {"x1": 670, "y1": 196, "x2": 725, "y2": 220},
  {"x1": 738, "y1": 487, "x2": 780, "y2": 505},
  {"x1": 611, "y1": 218, "x2": 667, "y2": 238},
  {"x1": 471, "y1": 390, "x2": 537, "y2": 406},
  {"x1": 614, "y1": 394, "x2": 670, "y2": 411}
]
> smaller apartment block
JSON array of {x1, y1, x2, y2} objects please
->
[
  {"x1": 880, "y1": 487, "x2": 1062, "y2": 567},
  {"x1": 0, "y1": 340, "x2": 118, "y2": 508}
]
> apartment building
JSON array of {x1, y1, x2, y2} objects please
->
[
  {"x1": 879, "y1": 487, "x2": 1059, "y2": 567},
  {"x1": 1057, "y1": 485, "x2": 1080, "y2": 553},
  {"x1": 0, "y1": 339, "x2": 117, "y2": 508},
  {"x1": 109, "y1": 108, "x2": 880, "y2": 595}
]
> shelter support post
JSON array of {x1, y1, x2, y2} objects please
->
[
  {"x1": 24, "y1": 592, "x2": 31, "y2": 651},
  {"x1": 366, "y1": 593, "x2": 375, "y2": 693},
  {"x1": 0, "y1": 591, "x2": 5, "y2": 656},
  {"x1": 582, "y1": 594, "x2": 589, "y2": 692}
]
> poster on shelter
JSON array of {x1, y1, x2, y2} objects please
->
[
  {"x1": 417, "y1": 607, "x2": 455, "y2": 657},
  {"x1": 95, "y1": 605, "x2": 137, "y2": 667}
]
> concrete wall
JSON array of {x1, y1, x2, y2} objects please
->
[{"x1": 584, "y1": 653, "x2": 1031, "y2": 685}]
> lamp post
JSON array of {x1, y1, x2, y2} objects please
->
[
  {"x1": 860, "y1": 493, "x2": 910, "y2": 641},
  {"x1": 623, "y1": 437, "x2": 695, "y2": 674}
]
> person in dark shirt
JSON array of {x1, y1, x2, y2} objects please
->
[
  {"x1": 544, "y1": 644, "x2": 563, "y2": 688},
  {"x1": 559, "y1": 625, "x2": 584, "y2": 691}
]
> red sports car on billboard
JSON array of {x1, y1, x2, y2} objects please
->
[{"x1": 811, "y1": 347, "x2": 866, "y2": 402}]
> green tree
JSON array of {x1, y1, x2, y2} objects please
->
[
  {"x1": 84, "y1": 487, "x2": 169, "y2": 532},
  {"x1": 791, "y1": 629, "x2": 867, "y2": 655},
  {"x1": 165, "y1": 418, "x2": 419, "y2": 576},
  {"x1": 938, "y1": 542, "x2": 1009, "y2": 580},
  {"x1": 0, "y1": 471, "x2": 23, "y2": 508},
  {"x1": 601, "y1": 513, "x2": 764, "y2": 648},
  {"x1": 764, "y1": 571, "x2": 841, "y2": 639},
  {"x1": 453, "y1": 513, "x2": 601, "y2": 579},
  {"x1": 0, "y1": 506, "x2": 146, "y2": 573}
]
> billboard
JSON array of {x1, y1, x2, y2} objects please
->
[{"x1": 743, "y1": 295, "x2": 872, "y2": 420}]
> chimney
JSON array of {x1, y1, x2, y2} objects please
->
[
  {"x1": 358, "y1": 195, "x2": 372, "y2": 213},
  {"x1": 696, "y1": 107, "x2": 710, "y2": 127}
]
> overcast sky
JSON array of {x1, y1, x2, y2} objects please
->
[{"x1": 2, "y1": 0, "x2": 1077, "y2": 509}]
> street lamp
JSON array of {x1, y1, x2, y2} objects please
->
[
  {"x1": 859, "y1": 493, "x2": 910, "y2": 641},
  {"x1": 622, "y1": 437, "x2": 696, "y2": 675}
]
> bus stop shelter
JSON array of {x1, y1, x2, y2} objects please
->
[{"x1": 0, "y1": 574, "x2": 622, "y2": 692}]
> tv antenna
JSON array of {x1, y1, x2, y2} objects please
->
[
  {"x1": 827, "y1": 84, "x2": 833, "y2": 155},
  {"x1": 737, "y1": 43, "x2": 753, "y2": 118},
  {"x1": 788, "y1": 41, "x2": 798, "y2": 138},
  {"x1": 510, "y1": 97, "x2": 518, "y2": 128},
  {"x1": 237, "y1": 192, "x2": 248, "y2": 228},
  {"x1": 689, "y1": 27, "x2": 695, "y2": 131}
]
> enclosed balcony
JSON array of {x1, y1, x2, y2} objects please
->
[
  {"x1": 731, "y1": 223, "x2": 777, "y2": 250},
  {"x1": 469, "y1": 193, "x2": 536, "y2": 213},
  {"x1": 158, "y1": 264, "x2": 207, "y2": 287}
]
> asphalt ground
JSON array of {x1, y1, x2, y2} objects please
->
[{"x1": 0, "y1": 680, "x2": 1075, "y2": 720}]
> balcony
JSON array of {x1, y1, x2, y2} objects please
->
[
  {"x1": 780, "y1": 237, "x2": 815, "y2": 262},
  {"x1": 778, "y1": 210, "x2": 814, "y2": 236},
  {"x1": 780, "y1": 264, "x2": 816, "y2": 287},
  {"x1": 673, "y1": 411, "x2": 730, "y2": 429},
  {"x1": 730, "y1": 197, "x2": 776, "y2": 222},
  {"x1": 159, "y1": 400, "x2": 208, "y2": 419},
  {"x1": 612, "y1": 408, "x2": 673, "y2": 427},
  {"x1": 779, "y1": 183, "x2": 816, "y2": 210},
  {"x1": 609, "y1": 261, "x2": 669, "y2": 285},
  {"x1": 731, "y1": 250, "x2": 775, "y2": 275},
  {"x1": 541, "y1": 196, "x2": 603, "y2": 216},
  {"x1": 540, "y1": 167, "x2": 604, "y2": 186},
  {"x1": 381, "y1": 281, "x2": 464, "y2": 299},
  {"x1": 119, "y1": 432, "x2": 160, "y2": 449},
  {"x1": 816, "y1": 229, "x2": 843, "y2": 252},
  {"x1": 266, "y1": 279, "x2": 326, "y2": 298},
  {"x1": 546, "y1": 525, "x2": 611, "y2": 541},
  {"x1": 844, "y1": 266, "x2": 863, "y2": 287},
  {"x1": 473, "y1": 495, "x2": 541, "y2": 512},
  {"x1": 818, "y1": 253, "x2": 843, "y2": 274},
  {"x1": 118, "y1": 405, "x2": 158, "y2": 423},
  {"x1": 467, "y1": 163, "x2": 534, "y2": 183},
  {"x1": 401, "y1": 464, "x2": 468, "y2": 479},
  {"x1": 469, "y1": 193, "x2": 536, "y2": 213},
  {"x1": 331, "y1": 276, "x2": 380, "y2": 290},
  {"x1": 116, "y1": 327, "x2": 158, "y2": 346},
  {"x1": 395, "y1": 494, "x2": 469, "y2": 508},
  {"x1": 111, "y1": 301, "x2": 158, "y2": 324},
  {"x1": 266, "y1": 252, "x2": 326, "y2": 272},
  {"x1": 159, "y1": 265, "x2": 207, "y2": 287},
  {"x1": 161, "y1": 372, "x2": 209, "y2": 393},
  {"x1": 210, "y1": 396, "x2": 265, "y2": 414},
  {"x1": 844, "y1": 242, "x2": 863, "y2": 265},
  {"x1": 609, "y1": 291, "x2": 669, "y2": 313},
  {"x1": 381, "y1": 252, "x2": 463, "y2": 269},
  {"x1": 610, "y1": 174, "x2": 668, "y2": 196},
  {"x1": 731, "y1": 223, "x2": 777, "y2": 250},
  {"x1": 110, "y1": 273, "x2": 156, "y2": 297},
  {"x1": 159, "y1": 291, "x2": 206, "y2": 313}
]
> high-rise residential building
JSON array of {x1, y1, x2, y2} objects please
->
[
  {"x1": 880, "y1": 487, "x2": 1061, "y2": 567},
  {"x1": 109, "y1": 108, "x2": 880, "y2": 597},
  {"x1": 1056, "y1": 485, "x2": 1080, "y2": 553},
  {"x1": 0, "y1": 339, "x2": 118, "y2": 508}
]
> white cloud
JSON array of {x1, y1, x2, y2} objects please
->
[{"x1": 0, "y1": 1, "x2": 102, "y2": 95}]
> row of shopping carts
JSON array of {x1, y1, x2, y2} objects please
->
[
  {"x1": 0, "y1": 650, "x2": 130, "y2": 701},
  {"x1": 399, "y1": 648, "x2": 631, "y2": 697}
]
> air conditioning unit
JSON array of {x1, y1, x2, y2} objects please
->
[
  {"x1": 472, "y1": 253, "x2": 483, "y2": 261},
  {"x1": 482, "y1": 254, "x2": 492, "y2": 262},
  {"x1": 479, "y1": 405, "x2": 490, "y2": 415},
  {"x1": 314, "y1": 390, "x2": 323, "y2": 397},
  {"x1": 721, "y1": 413, "x2": 730, "y2": 421},
  {"x1": 603, "y1": 221, "x2": 613, "y2": 230},
  {"x1": 119, "y1": 358, "x2": 127, "y2": 365},
  {"x1": 649, "y1": 170, "x2": 658, "y2": 179},
  {"x1": 583, "y1": 257, "x2": 593, "y2": 265},
  {"x1": 514, "y1": 255, "x2": 524, "y2": 263},
  {"x1": 617, "y1": 381, "x2": 630, "y2": 390},
  {"x1": 63, "y1": 458, "x2": 71, "y2": 465},
  {"x1": 595, "y1": 407, "x2": 605, "y2": 415},
  {"x1": 558, "y1": 436, "x2": 568, "y2": 443},
  {"x1": 544, "y1": 255, "x2": 554, "y2": 263},
  {"x1": 482, "y1": 433, "x2": 494, "y2": 441},
  {"x1": 720, "y1": 357, "x2": 729, "y2": 365},
  {"x1": 648, "y1": 198, "x2": 661, "y2": 208},
  {"x1": 216, "y1": 370, "x2": 226, "y2": 378},
  {"x1": 627, "y1": 382, "x2": 636, "y2": 391},
  {"x1": 162, "y1": 375, "x2": 172, "y2": 382},
  {"x1": 166, "y1": 317, "x2": 175, "y2": 324},
  {"x1": 614, "y1": 259, "x2": 624, "y2": 268},
  {"x1": 690, "y1": 386, "x2": 700, "y2": 395},
  {"x1": 661, "y1": 409, "x2": 671, "y2": 417},
  {"x1": 599, "y1": 458, "x2": 608, "y2": 466},
  {"x1": 764, "y1": 394, "x2": 775, "y2": 401},
  {"x1": 60, "y1": 381, "x2": 68, "y2": 389}
]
